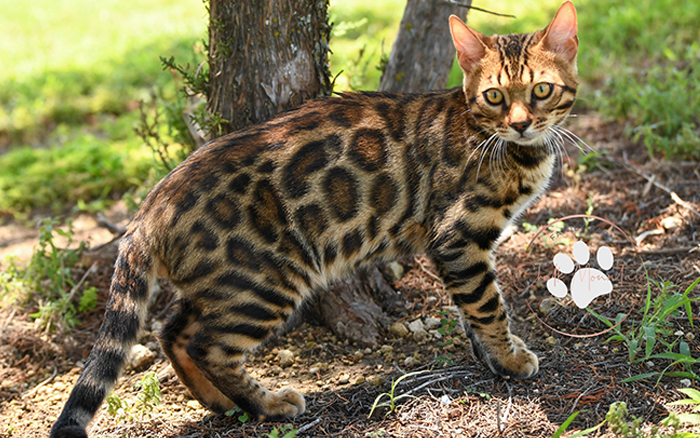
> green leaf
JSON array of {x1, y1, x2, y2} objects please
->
[
  {"x1": 551, "y1": 411, "x2": 578, "y2": 438},
  {"x1": 621, "y1": 372, "x2": 659, "y2": 383},
  {"x1": 644, "y1": 325, "x2": 656, "y2": 358},
  {"x1": 675, "y1": 413, "x2": 700, "y2": 424}
]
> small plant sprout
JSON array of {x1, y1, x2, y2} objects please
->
[
  {"x1": 435, "y1": 309, "x2": 458, "y2": 366},
  {"x1": 368, "y1": 371, "x2": 426, "y2": 418},
  {"x1": 589, "y1": 277, "x2": 700, "y2": 384},
  {"x1": 264, "y1": 425, "x2": 298, "y2": 438},
  {"x1": 225, "y1": 406, "x2": 251, "y2": 423}
]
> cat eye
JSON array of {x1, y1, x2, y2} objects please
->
[
  {"x1": 533, "y1": 82, "x2": 553, "y2": 99},
  {"x1": 484, "y1": 88, "x2": 504, "y2": 105}
]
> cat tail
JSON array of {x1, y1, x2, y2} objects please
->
[{"x1": 50, "y1": 233, "x2": 156, "y2": 438}]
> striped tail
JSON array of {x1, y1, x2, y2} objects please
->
[{"x1": 50, "y1": 236, "x2": 154, "y2": 438}]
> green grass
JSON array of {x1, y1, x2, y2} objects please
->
[{"x1": 0, "y1": 0, "x2": 206, "y2": 217}]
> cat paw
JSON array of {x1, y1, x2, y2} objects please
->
[
  {"x1": 257, "y1": 387, "x2": 306, "y2": 421},
  {"x1": 485, "y1": 335, "x2": 539, "y2": 379},
  {"x1": 547, "y1": 241, "x2": 614, "y2": 308}
]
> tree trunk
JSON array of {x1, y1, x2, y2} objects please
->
[
  {"x1": 207, "y1": 0, "x2": 333, "y2": 136},
  {"x1": 379, "y1": 0, "x2": 472, "y2": 92}
]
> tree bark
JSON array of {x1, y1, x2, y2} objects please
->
[
  {"x1": 379, "y1": 0, "x2": 472, "y2": 92},
  {"x1": 208, "y1": 0, "x2": 333, "y2": 136}
]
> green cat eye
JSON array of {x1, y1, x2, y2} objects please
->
[
  {"x1": 533, "y1": 82, "x2": 553, "y2": 99},
  {"x1": 484, "y1": 88, "x2": 504, "y2": 105}
]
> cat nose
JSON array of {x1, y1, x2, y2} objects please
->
[{"x1": 509, "y1": 119, "x2": 532, "y2": 134}]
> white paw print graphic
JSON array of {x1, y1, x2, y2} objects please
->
[{"x1": 546, "y1": 241, "x2": 615, "y2": 309}]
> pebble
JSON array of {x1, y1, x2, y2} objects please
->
[
  {"x1": 408, "y1": 319, "x2": 425, "y2": 333},
  {"x1": 355, "y1": 376, "x2": 366, "y2": 385},
  {"x1": 440, "y1": 394, "x2": 451, "y2": 405},
  {"x1": 545, "y1": 336, "x2": 557, "y2": 346},
  {"x1": 424, "y1": 317, "x2": 442, "y2": 330},
  {"x1": 404, "y1": 356, "x2": 415, "y2": 367},
  {"x1": 338, "y1": 373, "x2": 350, "y2": 384},
  {"x1": 412, "y1": 329, "x2": 430, "y2": 343},
  {"x1": 369, "y1": 375, "x2": 384, "y2": 386},
  {"x1": 128, "y1": 344, "x2": 155, "y2": 371},
  {"x1": 660, "y1": 216, "x2": 682, "y2": 230},
  {"x1": 309, "y1": 366, "x2": 321, "y2": 375},
  {"x1": 353, "y1": 351, "x2": 364, "y2": 361},
  {"x1": 379, "y1": 345, "x2": 394, "y2": 354},
  {"x1": 278, "y1": 349, "x2": 295, "y2": 368},
  {"x1": 646, "y1": 361, "x2": 655, "y2": 368},
  {"x1": 187, "y1": 400, "x2": 201, "y2": 410},
  {"x1": 679, "y1": 378, "x2": 692, "y2": 388},
  {"x1": 426, "y1": 296, "x2": 438, "y2": 305},
  {"x1": 53, "y1": 382, "x2": 66, "y2": 391},
  {"x1": 386, "y1": 261, "x2": 405, "y2": 280},
  {"x1": 389, "y1": 322, "x2": 409, "y2": 338},
  {"x1": 363, "y1": 348, "x2": 373, "y2": 355}
]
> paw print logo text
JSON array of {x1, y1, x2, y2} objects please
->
[{"x1": 546, "y1": 241, "x2": 615, "y2": 309}]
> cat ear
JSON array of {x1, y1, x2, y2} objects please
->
[
  {"x1": 542, "y1": 1, "x2": 578, "y2": 62},
  {"x1": 449, "y1": 15, "x2": 488, "y2": 72}
]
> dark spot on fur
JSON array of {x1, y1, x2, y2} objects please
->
[{"x1": 323, "y1": 167, "x2": 360, "y2": 221}]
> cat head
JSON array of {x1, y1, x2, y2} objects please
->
[{"x1": 449, "y1": 1, "x2": 578, "y2": 146}]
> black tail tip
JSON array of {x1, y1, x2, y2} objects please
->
[{"x1": 50, "y1": 424, "x2": 88, "y2": 438}]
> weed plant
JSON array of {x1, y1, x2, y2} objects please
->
[{"x1": 589, "y1": 277, "x2": 700, "y2": 384}]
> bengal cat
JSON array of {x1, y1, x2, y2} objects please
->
[{"x1": 51, "y1": 2, "x2": 578, "y2": 436}]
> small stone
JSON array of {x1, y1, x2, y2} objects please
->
[
  {"x1": 187, "y1": 400, "x2": 201, "y2": 410},
  {"x1": 408, "y1": 319, "x2": 425, "y2": 333},
  {"x1": 369, "y1": 375, "x2": 384, "y2": 386},
  {"x1": 660, "y1": 216, "x2": 683, "y2": 230},
  {"x1": 278, "y1": 349, "x2": 295, "y2": 368},
  {"x1": 158, "y1": 364, "x2": 176, "y2": 382},
  {"x1": 674, "y1": 330, "x2": 684, "y2": 337},
  {"x1": 353, "y1": 351, "x2": 364, "y2": 361},
  {"x1": 53, "y1": 382, "x2": 66, "y2": 391},
  {"x1": 355, "y1": 376, "x2": 366, "y2": 385},
  {"x1": 338, "y1": 373, "x2": 350, "y2": 384},
  {"x1": 431, "y1": 329, "x2": 442, "y2": 339},
  {"x1": 545, "y1": 336, "x2": 557, "y2": 346},
  {"x1": 679, "y1": 379, "x2": 692, "y2": 388},
  {"x1": 412, "y1": 329, "x2": 429, "y2": 343},
  {"x1": 316, "y1": 380, "x2": 324, "y2": 387},
  {"x1": 404, "y1": 356, "x2": 415, "y2": 367},
  {"x1": 686, "y1": 333, "x2": 695, "y2": 341},
  {"x1": 309, "y1": 367, "x2": 320, "y2": 375},
  {"x1": 424, "y1": 317, "x2": 442, "y2": 330},
  {"x1": 379, "y1": 345, "x2": 394, "y2": 354},
  {"x1": 128, "y1": 344, "x2": 155, "y2": 371},
  {"x1": 440, "y1": 394, "x2": 451, "y2": 405},
  {"x1": 363, "y1": 348, "x2": 373, "y2": 355},
  {"x1": 646, "y1": 361, "x2": 655, "y2": 368},
  {"x1": 389, "y1": 322, "x2": 409, "y2": 338},
  {"x1": 386, "y1": 261, "x2": 405, "y2": 280},
  {"x1": 426, "y1": 296, "x2": 438, "y2": 305}
]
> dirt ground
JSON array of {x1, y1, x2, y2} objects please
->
[{"x1": 1, "y1": 113, "x2": 699, "y2": 438}]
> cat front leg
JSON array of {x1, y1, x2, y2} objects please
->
[{"x1": 428, "y1": 242, "x2": 538, "y2": 379}]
